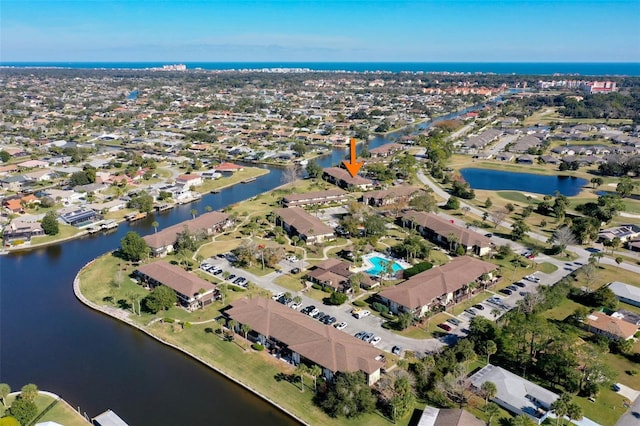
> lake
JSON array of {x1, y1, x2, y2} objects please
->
[{"x1": 460, "y1": 168, "x2": 588, "y2": 196}]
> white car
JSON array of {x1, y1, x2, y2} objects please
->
[
  {"x1": 334, "y1": 321, "x2": 348, "y2": 330},
  {"x1": 370, "y1": 336, "x2": 382, "y2": 345},
  {"x1": 271, "y1": 292, "x2": 284, "y2": 301},
  {"x1": 355, "y1": 309, "x2": 371, "y2": 319},
  {"x1": 290, "y1": 302, "x2": 303, "y2": 310},
  {"x1": 286, "y1": 255, "x2": 299, "y2": 262},
  {"x1": 524, "y1": 274, "x2": 541, "y2": 283}
]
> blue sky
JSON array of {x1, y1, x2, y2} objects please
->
[{"x1": 2, "y1": 0, "x2": 639, "y2": 62}]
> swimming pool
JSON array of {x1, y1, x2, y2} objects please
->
[{"x1": 366, "y1": 256, "x2": 404, "y2": 276}]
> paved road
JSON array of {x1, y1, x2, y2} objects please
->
[{"x1": 615, "y1": 392, "x2": 640, "y2": 426}]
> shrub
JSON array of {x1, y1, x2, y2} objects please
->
[
  {"x1": 328, "y1": 292, "x2": 348, "y2": 305},
  {"x1": 163, "y1": 317, "x2": 175, "y2": 323},
  {"x1": 183, "y1": 322, "x2": 192, "y2": 328},
  {"x1": 312, "y1": 283, "x2": 323, "y2": 290},
  {"x1": 381, "y1": 312, "x2": 396, "y2": 320},
  {"x1": 252, "y1": 343, "x2": 265, "y2": 351},
  {"x1": 403, "y1": 261, "x2": 433, "y2": 278},
  {"x1": 372, "y1": 302, "x2": 389, "y2": 314},
  {"x1": 353, "y1": 300, "x2": 367, "y2": 307}
]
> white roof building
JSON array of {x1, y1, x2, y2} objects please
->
[
  {"x1": 469, "y1": 364, "x2": 558, "y2": 425},
  {"x1": 608, "y1": 281, "x2": 640, "y2": 308}
]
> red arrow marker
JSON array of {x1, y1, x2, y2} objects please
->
[{"x1": 342, "y1": 137, "x2": 363, "y2": 177}]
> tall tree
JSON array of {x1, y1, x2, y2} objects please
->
[
  {"x1": 485, "y1": 402, "x2": 500, "y2": 426},
  {"x1": 41, "y1": 211, "x2": 60, "y2": 235},
  {"x1": 20, "y1": 384, "x2": 38, "y2": 402},
  {"x1": 120, "y1": 231, "x2": 149, "y2": 262},
  {"x1": 143, "y1": 285, "x2": 177, "y2": 313}
]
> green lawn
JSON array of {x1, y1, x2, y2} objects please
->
[
  {"x1": 2, "y1": 394, "x2": 88, "y2": 426},
  {"x1": 575, "y1": 389, "x2": 628, "y2": 426},
  {"x1": 194, "y1": 168, "x2": 270, "y2": 194},
  {"x1": 274, "y1": 275, "x2": 306, "y2": 293},
  {"x1": 537, "y1": 262, "x2": 558, "y2": 274},
  {"x1": 30, "y1": 224, "x2": 83, "y2": 245}
]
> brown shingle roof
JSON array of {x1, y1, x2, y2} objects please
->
[
  {"x1": 378, "y1": 256, "x2": 497, "y2": 310},
  {"x1": 136, "y1": 261, "x2": 215, "y2": 298},
  {"x1": 323, "y1": 167, "x2": 373, "y2": 186},
  {"x1": 584, "y1": 312, "x2": 638, "y2": 340},
  {"x1": 400, "y1": 210, "x2": 491, "y2": 249},
  {"x1": 282, "y1": 188, "x2": 347, "y2": 203},
  {"x1": 274, "y1": 207, "x2": 334, "y2": 237},
  {"x1": 365, "y1": 185, "x2": 424, "y2": 201},
  {"x1": 227, "y1": 298, "x2": 384, "y2": 375},
  {"x1": 143, "y1": 211, "x2": 229, "y2": 250}
]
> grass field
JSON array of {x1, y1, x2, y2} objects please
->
[
  {"x1": 30, "y1": 224, "x2": 83, "y2": 245},
  {"x1": 2, "y1": 394, "x2": 88, "y2": 426}
]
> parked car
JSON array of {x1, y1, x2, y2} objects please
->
[
  {"x1": 291, "y1": 267, "x2": 300, "y2": 274},
  {"x1": 507, "y1": 285, "x2": 519, "y2": 291},
  {"x1": 391, "y1": 346, "x2": 402, "y2": 356},
  {"x1": 213, "y1": 269, "x2": 223, "y2": 275},
  {"x1": 524, "y1": 274, "x2": 540, "y2": 283},
  {"x1": 233, "y1": 277, "x2": 244, "y2": 284},
  {"x1": 355, "y1": 331, "x2": 367, "y2": 339},
  {"x1": 301, "y1": 305, "x2": 315, "y2": 315},
  {"x1": 325, "y1": 316, "x2": 337, "y2": 325},
  {"x1": 290, "y1": 302, "x2": 303, "y2": 310},
  {"x1": 370, "y1": 336, "x2": 382, "y2": 345},
  {"x1": 500, "y1": 288, "x2": 513, "y2": 295},
  {"x1": 464, "y1": 308, "x2": 477, "y2": 316},
  {"x1": 334, "y1": 321, "x2": 347, "y2": 330},
  {"x1": 271, "y1": 292, "x2": 284, "y2": 301},
  {"x1": 514, "y1": 281, "x2": 526, "y2": 288},
  {"x1": 447, "y1": 318, "x2": 462, "y2": 326},
  {"x1": 438, "y1": 323, "x2": 452, "y2": 331},
  {"x1": 353, "y1": 309, "x2": 370, "y2": 319},
  {"x1": 363, "y1": 332, "x2": 374, "y2": 342},
  {"x1": 309, "y1": 308, "x2": 320, "y2": 317},
  {"x1": 228, "y1": 274, "x2": 236, "y2": 281},
  {"x1": 473, "y1": 304, "x2": 485, "y2": 311},
  {"x1": 313, "y1": 311, "x2": 325, "y2": 320}
]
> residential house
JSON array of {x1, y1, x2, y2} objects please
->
[
  {"x1": 176, "y1": 174, "x2": 203, "y2": 189},
  {"x1": 377, "y1": 256, "x2": 497, "y2": 317},
  {"x1": 274, "y1": 207, "x2": 335, "y2": 244},
  {"x1": 3, "y1": 195, "x2": 39, "y2": 213},
  {"x1": 510, "y1": 136, "x2": 542, "y2": 153},
  {"x1": 281, "y1": 189, "x2": 349, "y2": 208},
  {"x1": 516, "y1": 154, "x2": 535, "y2": 164},
  {"x1": 17, "y1": 159, "x2": 49, "y2": 169},
  {"x1": 42, "y1": 188, "x2": 83, "y2": 205},
  {"x1": 494, "y1": 152, "x2": 514, "y2": 162},
  {"x1": 322, "y1": 167, "x2": 374, "y2": 191},
  {"x1": 214, "y1": 162, "x2": 244, "y2": 173},
  {"x1": 399, "y1": 210, "x2": 492, "y2": 256},
  {"x1": 417, "y1": 406, "x2": 484, "y2": 426},
  {"x1": 306, "y1": 258, "x2": 379, "y2": 292},
  {"x1": 2, "y1": 219, "x2": 45, "y2": 243},
  {"x1": 24, "y1": 169, "x2": 54, "y2": 182},
  {"x1": 369, "y1": 143, "x2": 404, "y2": 158},
  {"x1": 538, "y1": 155, "x2": 559, "y2": 165},
  {"x1": 143, "y1": 211, "x2": 230, "y2": 256},
  {"x1": 362, "y1": 186, "x2": 424, "y2": 208},
  {"x1": 583, "y1": 311, "x2": 638, "y2": 340},
  {"x1": 607, "y1": 282, "x2": 640, "y2": 308},
  {"x1": 598, "y1": 224, "x2": 640, "y2": 243},
  {"x1": 469, "y1": 364, "x2": 558, "y2": 425},
  {"x1": 0, "y1": 175, "x2": 30, "y2": 192},
  {"x1": 59, "y1": 207, "x2": 101, "y2": 227},
  {"x1": 135, "y1": 261, "x2": 217, "y2": 310},
  {"x1": 225, "y1": 297, "x2": 385, "y2": 385},
  {"x1": 462, "y1": 129, "x2": 502, "y2": 151}
]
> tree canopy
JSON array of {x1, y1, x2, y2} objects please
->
[
  {"x1": 143, "y1": 285, "x2": 177, "y2": 313},
  {"x1": 120, "y1": 231, "x2": 149, "y2": 262}
]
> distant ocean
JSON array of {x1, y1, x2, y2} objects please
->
[{"x1": 1, "y1": 62, "x2": 639, "y2": 76}]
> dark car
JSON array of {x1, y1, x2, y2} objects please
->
[
  {"x1": 355, "y1": 331, "x2": 366, "y2": 339},
  {"x1": 301, "y1": 305, "x2": 314, "y2": 315},
  {"x1": 473, "y1": 304, "x2": 485, "y2": 311},
  {"x1": 437, "y1": 323, "x2": 452, "y2": 331},
  {"x1": 447, "y1": 318, "x2": 461, "y2": 326},
  {"x1": 228, "y1": 274, "x2": 236, "y2": 281},
  {"x1": 507, "y1": 285, "x2": 518, "y2": 291},
  {"x1": 291, "y1": 267, "x2": 301, "y2": 274},
  {"x1": 391, "y1": 346, "x2": 402, "y2": 356},
  {"x1": 325, "y1": 316, "x2": 337, "y2": 325},
  {"x1": 514, "y1": 281, "x2": 526, "y2": 288},
  {"x1": 500, "y1": 288, "x2": 513, "y2": 295},
  {"x1": 313, "y1": 311, "x2": 325, "y2": 320},
  {"x1": 213, "y1": 269, "x2": 223, "y2": 275}
]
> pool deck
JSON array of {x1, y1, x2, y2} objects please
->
[{"x1": 355, "y1": 252, "x2": 411, "y2": 276}]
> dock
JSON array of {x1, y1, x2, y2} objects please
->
[
  {"x1": 241, "y1": 177, "x2": 256, "y2": 183},
  {"x1": 155, "y1": 203, "x2": 174, "y2": 212},
  {"x1": 101, "y1": 219, "x2": 118, "y2": 230},
  {"x1": 125, "y1": 212, "x2": 148, "y2": 222}
]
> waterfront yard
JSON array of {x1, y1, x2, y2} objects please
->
[
  {"x1": 2, "y1": 393, "x2": 88, "y2": 426},
  {"x1": 194, "y1": 167, "x2": 270, "y2": 194}
]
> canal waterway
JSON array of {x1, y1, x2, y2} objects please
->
[{"x1": 0, "y1": 101, "x2": 490, "y2": 425}]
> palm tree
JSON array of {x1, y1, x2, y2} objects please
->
[
  {"x1": 308, "y1": 364, "x2": 322, "y2": 392},
  {"x1": 551, "y1": 393, "x2": 571, "y2": 426},
  {"x1": 485, "y1": 340, "x2": 497, "y2": 364},
  {"x1": 296, "y1": 363, "x2": 309, "y2": 392},
  {"x1": 240, "y1": 324, "x2": 252, "y2": 349},
  {"x1": 152, "y1": 221, "x2": 159, "y2": 233},
  {"x1": 481, "y1": 381, "x2": 497, "y2": 405},
  {"x1": 566, "y1": 402, "x2": 582, "y2": 425},
  {"x1": 227, "y1": 319, "x2": 238, "y2": 339},
  {"x1": 216, "y1": 317, "x2": 226, "y2": 340},
  {"x1": 485, "y1": 402, "x2": 500, "y2": 425}
]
